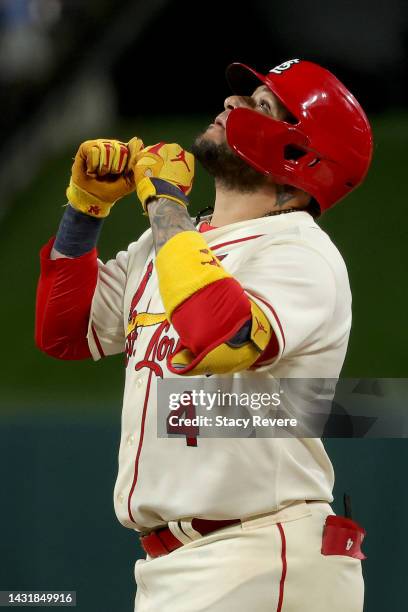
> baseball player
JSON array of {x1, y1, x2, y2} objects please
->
[{"x1": 35, "y1": 59, "x2": 373, "y2": 611}]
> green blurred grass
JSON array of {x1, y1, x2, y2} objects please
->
[
  {"x1": 0, "y1": 113, "x2": 406, "y2": 415},
  {"x1": 320, "y1": 112, "x2": 408, "y2": 377}
]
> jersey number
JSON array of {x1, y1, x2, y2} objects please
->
[{"x1": 166, "y1": 392, "x2": 198, "y2": 447}]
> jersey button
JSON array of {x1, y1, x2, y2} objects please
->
[
  {"x1": 136, "y1": 376, "x2": 144, "y2": 389},
  {"x1": 117, "y1": 492, "x2": 124, "y2": 504},
  {"x1": 126, "y1": 434, "x2": 135, "y2": 446}
]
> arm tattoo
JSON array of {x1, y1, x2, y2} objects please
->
[{"x1": 147, "y1": 198, "x2": 196, "y2": 253}]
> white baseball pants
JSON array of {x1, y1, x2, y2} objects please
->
[{"x1": 134, "y1": 501, "x2": 364, "y2": 612}]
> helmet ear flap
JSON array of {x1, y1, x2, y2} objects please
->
[
  {"x1": 226, "y1": 107, "x2": 311, "y2": 184},
  {"x1": 282, "y1": 149, "x2": 323, "y2": 181},
  {"x1": 226, "y1": 107, "x2": 358, "y2": 210},
  {"x1": 283, "y1": 145, "x2": 308, "y2": 161}
]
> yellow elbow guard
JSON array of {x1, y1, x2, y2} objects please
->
[
  {"x1": 155, "y1": 231, "x2": 231, "y2": 319},
  {"x1": 169, "y1": 300, "x2": 273, "y2": 376}
]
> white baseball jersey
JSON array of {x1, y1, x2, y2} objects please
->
[{"x1": 87, "y1": 211, "x2": 351, "y2": 532}]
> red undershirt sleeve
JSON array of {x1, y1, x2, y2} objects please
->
[{"x1": 35, "y1": 237, "x2": 98, "y2": 360}]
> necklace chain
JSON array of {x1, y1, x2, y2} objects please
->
[
  {"x1": 195, "y1": 206, "x2": 303, "y2": 225},
  {"x1": 263, "y1": 207, "x2": 302, "y2": 217}
]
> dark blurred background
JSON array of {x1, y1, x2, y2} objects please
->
[{"x1": 0, "y1": 1, "x2": 407, "y2": 610}]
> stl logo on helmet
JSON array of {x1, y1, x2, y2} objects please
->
[{"x1": 269, "y1": 59, "x2": 300, "y2": 75}]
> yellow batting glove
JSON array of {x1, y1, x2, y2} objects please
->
[
  {"x1": 66, "y1": 138, "x2": 144, "y2": 218},
  {"x1": 132, "y1": 142, "x2": 195, "y2": 212}
]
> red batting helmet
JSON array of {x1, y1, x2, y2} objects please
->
[{"x1": 225, "y1": 59, "x2": 373, "y2": 212}]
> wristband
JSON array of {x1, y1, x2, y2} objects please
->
[
  {"x1": 138, "y1": 178, "x2": 189, "y2": 212},
  {"x1": 54, "y1": 204, "x2": 104, "y2": 257}
]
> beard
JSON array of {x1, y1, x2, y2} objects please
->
[{"x1": 191, "y1": 130, "x2": 269, "y2": 193}]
